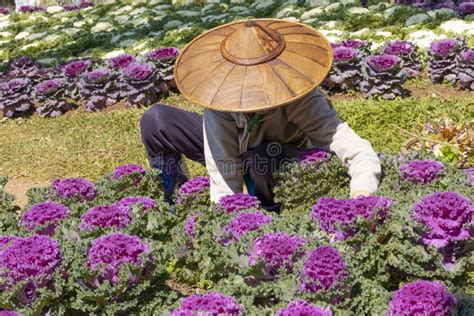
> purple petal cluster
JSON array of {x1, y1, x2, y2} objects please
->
[
  {"x1": 223, "y1": 211, "x2": 272, "y2": 241},
  {"x1": 298, "y1": 149, "x2": 330, "y2": 166},
  {"x1": 430, "y1": 39, "x2": 458, "y2": 58},
  {"x1": 122, "y1": 62, "x2": 154, "y2": 81},
  {"x1": 177, "y1": 176, "x2": 210, "y2": 205},
  {"x1": 184, "y1": 212, "x2": 202, "y2": 239},
  {"x1": 80, "y1": 205, "x2": 132, "y2": 231},
  {"x1": 249, "y1": 232, "x2": 306, "y2": 272},
  {"x1": 108, "y1": 54, "x2": 136, "y2": 69},
  {"x1": 85, "y1": 68, "x2": 111, "y2": 84},
  {"x1": 428, "y1": 38, "x2": 466, "y2": 84},
  {"x1": 111, "y1": 163, "x2": 145, "y2": 185},
  {"x1": 0, "y1": 236, "x2": 16, "y2": 251},
  {"x1": 0, "y1": 236, "x2": 62, "y2": 302},
  {"x1": 400, "y1": 160, "x2": 444, "y2": 184},
  {"x1": 88, "y1": 233, "x2": 149, "y2": 285},
  {"x1": 148, "y1": 47, "x2": 179, "y2": 61},
  {"x1": 171, "y1": 292, "x2": 241, "y2": 315},
  {"x1": 311, "y1": 196, "x2": 392, "y2": 240},
  {"x1": 340, "y1": 40, "x2": 367, "y2": 49},
  {"x1": 388, "y1": 280, "x2": 456, "y2": 316},
  {"x1": 301, "y1": 246, "x2": 348, "y2": 293},
  {"x1": 367, "y1": 54, "x2": 400, "y2": 72},
  {"x1": 51, "y1": 178, "x2": 96, "y2": 201},
  {"x1": 382, "y1": 40, "x2": 422, "y2": 78},
  {"x1": 114, "y1": 196, "x2": 156, "y2": 214},
  {"x1": 382, "y1": 41, "x2": 414, "y2": 56},
  {"x1": 333, "y1": 47, "x2": 358, "y2": 63},
  {"x1": 63, "y1": 60, "x2": 91, "y2": 78},
  {"x1": 219, "y1": 193, "x2": 260, "y2": 213},
  {"x1": 21, "y1": 202, "x2": 69, "y2": 235},
  {"x1": 413, "y1": 192, "x2": 472, "y2": 249},
  {"x1": 35, "y1": 78, "x2": 63, "y2": 95},
  {"x1": 276, "y1": 300, "x2": 332, "y2": 316}
]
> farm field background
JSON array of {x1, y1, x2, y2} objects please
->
[{"x1": 0, "y1": 0, "x2": 473, "y2": 315}]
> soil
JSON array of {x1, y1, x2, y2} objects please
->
[{"x1": 4, "y1": 177, "x2": 49, "y2": 208}]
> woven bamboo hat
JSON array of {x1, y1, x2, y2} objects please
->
[{"x1": 173, "y1": 18, "x2": 333, "y2": 113}]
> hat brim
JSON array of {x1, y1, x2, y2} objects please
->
[{"x1": 174, "y1": 19, "x2": 333, "y2": 113}]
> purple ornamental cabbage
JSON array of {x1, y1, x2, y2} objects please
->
[
  {"x1": 323, "y1": 47, "x2": 363, "y2": 92},
  {"x1": 458, "y1": 1, "x2": 474, "y2": 17},
  {"x1": 80, "y1": 205, "x2": 132, "y2": 231},
  {"x1": 88, "y1": 233, "x2": 149, "y2": 285},
  {"x1": 78, "y1": 0, "x2": 94, "y2": 9},
  {"x1": 35, "y1": 78, "x2": 73, "y2": 117},
  {"x1": 79, "y1": 68, "x2": 120, "y2": 111},
  {"x1": 147, "y1": 47, "x2": 179, "y2": 90},
  {"x1": 63, "y1": 59, "x2": 92, "y2": 100},
  {"x1": 360, "y1": 54, "x2": 410, "y2": 100},
  {"x1": 388, "y1": 280, "x2": 456, "y2": 316},
  {"x1": 0, "y1": 236, "x2": 62, "y2": 304},
  {"x1": 171, "y1": 292, "x2": 241, "y2": 315},
  {"x1": 219, "y1": 193, "x2": 261, "y2": 213},
  {"x1": 9, "y1": 57, "x2": 38, "y2": 79},
  {"x1": 18, "y1": 5, "x2": 45, "y2": 12},
  {"x1": 457, "y1": 49, "x2": 474, "y2": 93},
  {"x1": 51, "y1": 178, "x2": 96, "y2": 202},
  {"x1": 0, "y1": 78, "x2": 35, "y2": 118},
  {"x1": 222, "y1": 211, "x2": 273, "y2": 242},
  {"x1": 0, "y1": 236, "x2": 16, "y2": 251},
  {"x1": 111, "y1": 163, "x2": 146, "y2": 185},
  {"x1": 466, "y1": 167, "x2": 474, "y2": 184},
  {"x1": 428, "y1": 38, "x2": 466, "y2": 84},
  {"x1": 0, "y1": 7, "x2": 9, "y2": 15},
  {"x1": 21, "y1": 202, "x2": 69, "y2": 235},
  {"x1": 0, "y1": 311, "x2": 18, "y2": 316},
  {"x1": 413, "y1": 192, "x2": 472, "y2": 250},
  {"x1": 248, "y1": 232, "x2": 306, "y2": 274},
  {"x1": 177, "y1": 176, "x2": 210, "y2": 205},
  {"x1": 119, "y1": 62, "x2": 160, "y2": 108},
  {"x1": 62, "y1": 4, "x2": 78, "y2": 10},
  {"x1": 114, "y1": 196, "x2": 156, "y2": 215},
  {"x1": 332, "y1": 40, "x2": 371, "y2": 56},
  {"x1": 300, "y1": 246, "x2": 349, "y2": 293},
  {"x1": 298, "y1": 148, "x2": 330, "y2": 166},
  {"x1": 184, "y1": 212, "x2": 202, "y2": 239},
  {"x1": 276, "y1": 300, "x2": 332, "y2": 316},
  {"x1": 381, "y1": 40, "x2": 423, "y2": 78},
  {"x1": 311, "y1": 196, "x2": 392, "y2": 240},
  {"x1": 400, "y1": 160, "x2": 444, "y2": 184},
  {"x1": 108, "y1": 54, "x2": 136, "y2": 70}
]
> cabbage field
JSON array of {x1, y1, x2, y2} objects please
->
[{"x1": 0, "y1": 0, "x2": 473, "y2": 315}]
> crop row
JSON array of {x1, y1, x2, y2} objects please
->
[{"x1": 0, "y1": 151, "x2": 472, "y2": 315}]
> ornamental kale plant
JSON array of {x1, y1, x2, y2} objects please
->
[
  {"x1": 79, "y1": 68, "x2": 120, "y2": 111},
  {"x1": 119, "y1": 62, "x2": 161, "y2": 108},
  {"x1": 322, "y1": 47, "x2": 363, "y2": 93},
  {"x1": 412, "y1": 192, "x2": 472, "y2": 263},
  {"x1": 276, "y1": 300, "x2": 332, "y2": 316},
  {"x1": 0, "y1": 235, "x2": 64, "y2": 313},
  {"x1": 222, "y1": 211, "x2": 273, "y2": 243},
  {"x1": 170, "y1": 292, "x2": 241, "y2": 315},
  {"x1": 80, "y1": 205, "x2": 132, "y2": 231},
  {"x1": 63, "y1": 59, "x2": 92, "y2": 100},
  {"x1": 147, "y1": 47, "x2": 179, "y2": 92},
  {"x1": 0, "y1": 78, "x2": 35, "y2": 118},
  {"x1": 332, "y1": 40, "x2": 371, "y2": 56},
  {"x1": 458, "y1": 1, "x2": 474, "y2": 17},
  {"x1": 248, "y1": 232, "x2": 306, "y2": 276},
  {"x1": 400, "y1": 160, "x2": 444, "y2": 184},
  {"x1": 300, "y1": 246, "x2": 349, "y2": 295},
  {"x1": 35, "y1": 79, "x2": 73, "y2": 117},
  {"x1": 360, "y1": 54, "x2": 410, "y2": 100},
  {"x1": 8, "y1": 57, "x2": 39, "y2": 82},
  {"x1": 0, "y1": 7, "x2": 9, "y2": 15},
  {"x1": 381, "y1": 40, "x2": 423, "y2": 78},
  {"x1": 18, "y1": 5, "x2": 45, "y2": 12},
  {"x1": 219, "y1": 193, "x2": 260, "y2": 213},
  {"x1": 108, "y1": 54, "x2": 136, "y2": 70},
  {"x1": 177, "y1": 176, "x2": 210, "y2": 206},
  {"x1": 21, "y1": 202, "x2": 69, "y2": 235},
  {"x1": 310, "y1": 196, "x2": 392, "y2": 240},
  {"x1": 184, "y1": 212, "x2": 202, "y2": 240},
  {"x1": 428, "y1": 38, "x2": 466, "y2": 84},
  {"x1": 388, "y1": 280, "x2": 456, "y2": 316},
  {"x1": 457, "y1": 49, "x2": 474, "y2": 92},
  {"x1": 111, "y1": 164, "x2": 146, "y2": 186},
  {"x1": 0, "y1": 311, "x2": 17, "y2": 315},
  {"x1": 51, "y1": 178, "x2": 96, "y2": 202},
  {"x1": 113, "y1": 196, "x2": 156, "y2": 216},
  {"x1": 298, "y1": 148, "x2": 330, "y2": 167}
]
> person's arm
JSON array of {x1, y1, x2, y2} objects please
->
[
  {"x1": 286, "y1": 90, "x2": 381, "y2": 197},
  {"x1": 203, "y1": 109, "x2": 244, "y2": 203}
]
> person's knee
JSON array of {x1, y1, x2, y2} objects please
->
[{"x1": 140, "y1": 104, "x2": 173, "y2": 140}]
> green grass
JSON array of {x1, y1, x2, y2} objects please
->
[{"x1": 0, "y1": 94, "x2": 472, "y2": 182}]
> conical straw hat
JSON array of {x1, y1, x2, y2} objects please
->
[{"x1": 173, "y1": 18, "x2": 333, "y2": 113}]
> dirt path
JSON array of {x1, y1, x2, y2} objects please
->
[{"x1": 4, "y1": 177, "x2": 49, "y2": 208}]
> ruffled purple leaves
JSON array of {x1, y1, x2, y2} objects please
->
[
  {"x1": 381, "y1": 40, "x2": 423, "y2": 78},
  {"x1": 51, "y1": 178, "x2": 96, "y2": 202},
  {"x1": 400, "y1": 160, "x2": 444, "y2": 184},
  {"x1": 457, "y1": 48, "x2": 474, "y2": 93},
  {"x1": 222, "y1": 211, "x2": 272, "y2": 243},
  {"x1": 219, "y1": 193, "x2": 261, "y2": 213},
  {"x1": 35, "y1": 78, "x2": 73, "y2": 117},
  {"x1": 79, "y1": 68, "x2": 120, "y2": 112},
  {"x1": 119, "y1": 62, "x2": 160, "y2": 108},
  {"x1": 114, "y1": 196, "x2": 156, "y2": 215},
  {"x1": 323, "y1": 47, "x2": 363, "y2": 92},
  {"x1": 80, "y1": 205, "x2": 132, "y2": 231},
  {"x1": 311, "y1": 196, "x2": 392, "y2": 240},
  {"x1": 147, "y1": 47, "x2": 179, "y2": 92},
  {"x1": 0, "y1": 7, "x2": 9, "y2": 15},
  {"x1": 108, "y1": 54, "x2": 136, "y2": 70},
  {"x1": 87, "y1": 233, "x2": 149, "y2": 286},
  {"x1": 111, "y1": 164, "x2": 146, "y2": 186},
  {"x1": 277, "y1": 300, "x2": 332, "y2": 316},
  {"x1": 361, "y1": 54, "x2": 410, "y2": 100},
  {"x1": 171, "y1": 292, "x2": 241, "y2": 315},
  {"x1": 428, "y1": 38, "x2": 466, "y2": 84},
  {"x1": 388, "y1": 280, "x2": 456, "y2": 316},
  {"x1": 298, "y1": 149, "x2": 330, "y2": 167},
  {"x1": 0, "y1": 78, "x2": 34, "y2": 118},
  {"x1": 21, "y1": 202, "x2": 69, "y2": 235},
  {"x1": 177, "y1": 176, "x2": 210, "y2": 206}
]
